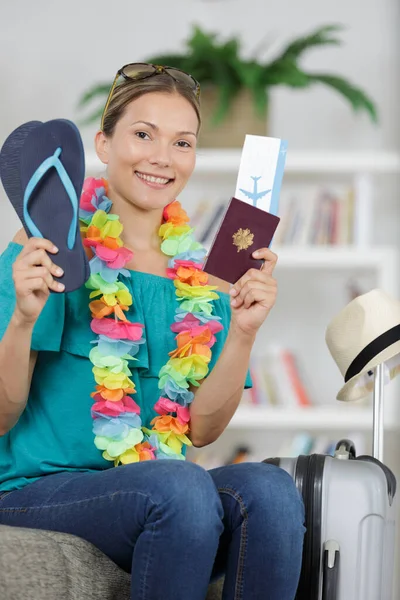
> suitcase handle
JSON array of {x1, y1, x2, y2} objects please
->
[
  {"x1": 372, "y1": 363, "x2": 384, "y2": 461},
  {"x1": 356, "y1": 455, "x2": 397, "y2": 503},
  {"x1": 322, "y1": 540, "x2": 340, "y2": 600},
  {"x1": 334, "y1": 439, "x2": 356, "y2": 459}
]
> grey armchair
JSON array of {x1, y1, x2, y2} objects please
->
[{"x1": 0, "y1": 523, "x2": 223, "y2": 599}]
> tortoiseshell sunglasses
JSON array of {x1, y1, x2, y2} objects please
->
[{"x1": 100, "y1": 62, "x2": 201, "y2": 130}]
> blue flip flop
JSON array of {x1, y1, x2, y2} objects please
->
[
  {"x1": 1, "y1": 119, "x2": 89, "y2": 293},
  {"x1": 0, "y1": 120, "x2": 43, "y2": 224}
]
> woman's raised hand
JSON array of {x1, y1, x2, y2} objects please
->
[
  {"x1": 12, "y1": 237, "x2": 64, "y2": 326},
  {"x1": 229, "y1": 247, "x2": 278, "y2": 339}
]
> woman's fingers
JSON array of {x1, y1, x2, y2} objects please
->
[
  {"x1": 13, "y1": 236, "x2": 65, "y2": 294},
  {"x1": 230, "y1": 249, "x2": 278, "y2": 300},
  {"x1": 16, "y1": 248, "x2": 63, "y2": 278},
  {"x1": 230, "y1": 267, "x2": 272, "y2": 301},
  {"x1": 231, "y1": 279, "x2": 277, "y2": 309},
  {"x1": 15, "y1": 237, "x2": 64, "y2": 284},
  {"x1": 18, "y1": 237, "x2": 58, "y2": 260},
  {"x1": 21, "y1": 277, "x2": 50, "y2": 297},
  {"x1": 253, "y1": 247, "x2": 278, "y2": 275},
  {"x1": 230, "y1": 268, "x2": 268, "y2": 296},
  {"x1": 14, "y1": 267, "x2": 64, "y2": 294},
  {"x1": 242, "y1": 286, "x2": 276, "y2": 310}
]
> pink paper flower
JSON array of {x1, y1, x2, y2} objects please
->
[
  {"x1": 171, "y1": 315, "x2": 223, "y2": 346},
  {"x1": 80, "y1": 177, "x2": 105, "y2": 213},
  {"x1": 92, "y1": 394, "x2": 141, "y2": 416},
  {"x1": 154, "y1": 397, "x2": 190, "y2": 423},
  {"x1": 95, "y1": 245, "x2": 133, "y2": 270},
  {"x1": 170, "y1": 314, "x2": 201, "y2": 333},
  {"x1": 91, "y1": 318, "x2": 144, "y2": 341}
]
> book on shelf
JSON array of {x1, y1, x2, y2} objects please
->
[
  {"x1": 273, "y1": 183, "x2": 359, "y2": 246},
  {"x1": 243, "y1": 346, "x2": 313, "y2": 408},
  {"x1": 189, "y1": 179, "x2": 367, "y2": 250},
  {"x1": 189, "y1": 197, "x2": 228, "y2": 248}
]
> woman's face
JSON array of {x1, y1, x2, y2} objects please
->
[{"x1": 98, "y1": 91, "x2": 199, "y2": 211}]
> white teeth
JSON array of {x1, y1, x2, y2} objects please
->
[{"x1": 136, "y1": 172, "x2": 170, "y2": 185}]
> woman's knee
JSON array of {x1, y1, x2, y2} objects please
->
[
  {"x1": 154, "y1": 460, "x2": 220, "y2": 500},
  {"x1": 215, "y1": 462, "x2": 305, "y2": 528},
  {"x1": 261, "y1": 463, "x2": 305, "y2": 527},
  {"x1": 124, "y1": 460, "x2": 224, "y2": 535}
]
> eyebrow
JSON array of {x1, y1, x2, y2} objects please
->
[{"x1": 130, "y1": 120, "x2": 197, "y2": 137}]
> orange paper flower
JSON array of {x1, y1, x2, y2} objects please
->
[
  {"x1": 150, "y1": 415, "x2": 189, "y2": 435},
  {"x1": 176, "y1": 265, "x2": 208, "y2": 286},
  {"x1": 134, "y1": 441, "x2": 156, "y2": 461},
  {"x1": 92, "y1": 385, "x2": 136, "y2": 402},
  {"x1": 89, "y1": 299, "x2": 129, "y2": 321},
  {"x1": 103, "y1": 236, "x2": 121, "y2": 250},
  {"x1": 87, "y1": 225, "x2": 101, "y2": 239},
  {"x1": 163, "y1": 200, "x2": 190, "y2": 226},
  {"x1": 169, "y1": 329, "x2": 212, "y2": 359}
]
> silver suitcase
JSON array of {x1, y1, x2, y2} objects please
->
[{"x1": 264, "y1": 364, "x2": 397, "y2": 600}]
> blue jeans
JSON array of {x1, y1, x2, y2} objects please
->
[{"x1": 0, "y1": 461, "x2": 305, "y2": 600}]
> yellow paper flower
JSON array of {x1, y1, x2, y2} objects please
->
[
  {"x1": 91, "y1": 210, "x2": 108, "y2": 230},
  {"x1": 174, "y1": 280, "x2": 219, "y2": 299},
  {"x1": 159, "y1": 223, "x2": 191, "y2": 240},
  {"x1": 93, "y1": 368, "x2": 134, "y2": 390},
  {"x1": 148, "y1": 429, "x2": 192, "y2": 454},
  {"x1": 168, "y1": 354, "x2": 210, "y2": 382},
  {"x1": 119, "y1": 448, "x2": 140, "y2": 464},
  {"x1": 101, "y1": 219, "x2": 123, "y2": 240},
  {"x1": 103, "y1": 288, "x2": 133, "y2": 307}
]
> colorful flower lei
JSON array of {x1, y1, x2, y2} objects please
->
[{"x1": 79, "y1": 178, "x2": 223, "y2": 465}]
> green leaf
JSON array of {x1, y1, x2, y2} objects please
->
[
  {"x1": 276, "y1": 24, "x2": 344, "y2": 62},
  {"x1": 261, "y1": 60, "x2": 311, "y2": 88},
  {"x1": 307, "y1": 73, "x2": 378, "y2": 122},
  {"x1": 212, "y1": 82, "x2": 240, "y2": 124},
  {"x1": 77, "y1": 83, "x2": 112, "y2": 109},
  {"x1": 188, "y1": 25, "x2": 219, "y2": 56},
  {"x1": 76, "y1": 105, "x2": 104, "y2": 127},
  {"x1": 250, "y1": 86, "x2": 269, "y2": 117}
]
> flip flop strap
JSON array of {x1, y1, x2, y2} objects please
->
[{"x1": 23, "y1": 147, "x2": 78, "y2": 250}]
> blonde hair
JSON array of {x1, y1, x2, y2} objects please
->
[{"x1": 102, "y1": 74, "x2": 201, "y2": 136}]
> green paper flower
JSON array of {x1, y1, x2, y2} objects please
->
[{"x1": 94, "y1": 428, "x2": 144, "y2": 458}]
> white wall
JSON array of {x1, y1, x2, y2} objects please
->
[{"x1": 1, "y1": 0, "x2": 398, "y2": 149}]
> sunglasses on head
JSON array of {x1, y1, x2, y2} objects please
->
[{"x1": 100, "y1": 62, "x2": 201, "y2": 130}]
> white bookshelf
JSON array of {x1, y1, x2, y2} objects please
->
[
  {"x1": 271, "y1": 246, "x2": 396, "y2": 270},
  {"x1": 227, "y1": 405, "x2": 400, "y2": 431}
]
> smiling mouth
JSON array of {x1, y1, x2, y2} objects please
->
[{"x1": 135, "y1": 171, "x2": 173, "y2": 185}]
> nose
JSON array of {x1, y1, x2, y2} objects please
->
[{"x1": 149, "y1": 141, "x2": 172, "y2": 169}]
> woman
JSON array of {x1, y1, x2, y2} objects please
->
[{"x1": 0, "y1": 64, "x2": 305, "y2": 599}]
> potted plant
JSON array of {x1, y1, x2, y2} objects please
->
[{"x1": 78, "y1": 24, "x2": 377, "y2": 148}]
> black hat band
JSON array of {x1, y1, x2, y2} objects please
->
[{"x1": 344, "y1": 324, "x2": 400, "y2": 383}]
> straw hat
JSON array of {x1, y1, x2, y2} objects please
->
[{"x1": 325, "y1": 289, "x2": 400, "y2": 402}]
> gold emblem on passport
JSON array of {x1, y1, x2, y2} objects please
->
[{"x1": 232, "y1": 228, "x2": 254, "y2": 252}]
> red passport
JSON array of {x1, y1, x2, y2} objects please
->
[{"x1": 203, "y1": 197, "x2": 280, "y2": 284}]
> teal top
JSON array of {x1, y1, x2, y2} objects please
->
[{"x1": 0, "y1": 242, "x2": 251, "y2": 492}]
